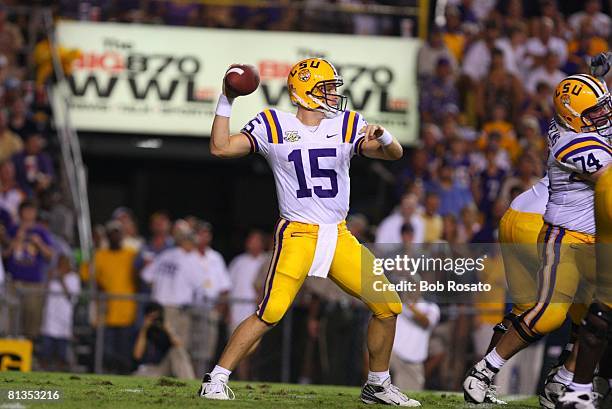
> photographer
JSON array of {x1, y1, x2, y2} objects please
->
[{"x1": 132, "y1": 302, "x2": 195, "y2": 379}]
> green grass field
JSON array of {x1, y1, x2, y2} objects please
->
[{"x1": 0, "y1": 372, "x2": 539, "y2": 408}]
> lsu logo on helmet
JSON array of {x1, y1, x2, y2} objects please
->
[
  {"x1": 287, "y1": 58, "x2": 347, "y2": 117},
  {"x1": 553, "y1": 74, "x2": 612, "y2": 136}
]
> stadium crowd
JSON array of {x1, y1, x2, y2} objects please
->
[{"x1": 0, "y1": 0, "x2": 610, "y2": 397}]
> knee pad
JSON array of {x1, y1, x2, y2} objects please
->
[
  {"x1": 493, "y1": 312, "x2": 518, "y2": 335},
  {"x1": 258, "y1": 290, "x2": 291, "y2": 325},
  {"x1": 370, "y1": 300, "x2": 402, "y2": 319},
  {"x1": 529, "y1": 303, "x2": 571, "y2": 336},
  {"x1": 581, "y1": 302, "x2": 612, "y2": 348}
]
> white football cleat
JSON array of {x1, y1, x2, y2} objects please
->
[
  {"x1": 198, "y1": 373, "x2": 235, "y2": 400},
  {"x1": 555, "y1": 390, "x2": 599, "y2": 409},
  {"x1": 540, "y1": 366, "x2": 569, "y2": 409},
  {"x1": 484, "y1": 385, "x2": 507, "y2": 405},
  {"x1": 594, "y1": 376, "x2": 611, "y2": 409},
  {"x1": 463, "y1": 359, "x2": 497, "y2": 403},
  {"x1": 360, "y1": 377, "x2": 421, "y2": 406}
]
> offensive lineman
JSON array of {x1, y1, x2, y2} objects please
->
[
  {"x1": 198, "y1": 58, "x2": 420, "y2": 406},
  {"x1": 464, "y1": 72, "x2": 612, "y2": 405}
]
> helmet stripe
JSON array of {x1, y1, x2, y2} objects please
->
[
  {"x1": 569, "y1": 74, "x2": 605, "y2": 98},
  {"x1": 573, "y1": 74, "x2": 606, "y2": 96}
]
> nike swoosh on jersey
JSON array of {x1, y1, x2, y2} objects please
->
[{"x1": 326, "y1": 134, "x2": 338, "y2": 138}]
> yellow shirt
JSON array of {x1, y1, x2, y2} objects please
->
[
  {"x1": 422, "y1": 214, "x2": 443, "y2": 243},
  {"x1": 443, "y1": 32, "x2": 466, "y2": 62},
  {"x1": 479, "y1": 121, "x2": 520, "y2": 161},
  {"x1": 0, "y1": 131, "x2": 23, "y2": 163},
  {"x1": 89, "y1": 248, "x2": 137, "y2": 327}
]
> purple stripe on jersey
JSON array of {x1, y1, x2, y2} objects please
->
[
  {"x1": 261, "y1": 111, "x2": 273, "y2": 143},
  {"x1": 558, "y1": 145, "x2": 612, "y2": 162},
  {"x1": 258, "y1": 220, "x2": 288, "y2": 321},
  {"x1": 349, "y1": 113, "x2": 360, "y2": 143},
  {"x1": 353, "y1": 136, "x2": 365, "y2": 155},
  {"x1": 554, "y1": 136, "x2": 610, "y2": 158},
  {"x1": 530, "y1": 227, "x2": 565, "y2": 328},
  {"x1": 342, "y1": 111, "x2": 349, "y2": 141},
  {"x1": 270, "y1": 109, "x2": 283, "y2": 144},
  {"x1": 241, "y1": 131, "x2": 258, "y2": 153}
]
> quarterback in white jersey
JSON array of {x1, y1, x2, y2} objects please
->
[
  {"x1": 199, "y1": 58, "x2": 419, "y2": 407},
  {"x1": 464, "y1": 73, "x2": 612, "y2": 406}
]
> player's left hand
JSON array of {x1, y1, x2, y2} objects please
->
[{"x1": 359, "y1": 124, "x2": 384, "y2": 141}]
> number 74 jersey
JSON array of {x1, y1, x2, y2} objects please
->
[
  {"x1": 241, "y1": 109, "x2": 368, "y2": 225},
  {"x1": 544, "y1": 119, "x2": 612, "y2": 235}
]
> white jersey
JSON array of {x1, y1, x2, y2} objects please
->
[
  {"x1": 242, "y1": 109, "x2": 368, "y2": 224},
  {"x1": 509, "y1": 176, "x2": 549, "y2": 215},
  {"x1": 141, "y1": 246, "x2": 205, "y2": 307},
  {"x1": 544, "y1": 119, "x2": 612, "y2": 235}
]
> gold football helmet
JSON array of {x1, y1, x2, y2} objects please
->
[
  {"x1": 553, "y1": 74, "x2": 612, "y2": 136},
  {"x1": 287, "y1": 58, "x2": 347, "y2": 117}
]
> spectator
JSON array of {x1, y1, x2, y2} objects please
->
[
  {"x1": 111, "y1": 207, "x2": 143, "y2": 251},
  {"x1": 420, "y1": 57, "x2": 459, "y2": 124},
  {"x1": 12, "y1": 133, "x2": 54, "y2": 197},
  {"x1": 419, "y1": 192, "x2": 443, "y2": 243},
  {"x1": 445, "y1": 137, "x2": 472, "y2": 188},
  {"x1": 0, "y1": 5, "x2": 24, "y2": 67},
  {"x1": 228, "y1": 229, "x2": 267, "y2": 333},
  {"x1": 4, "y1": 199, "x2": 53, "y2": 339},
  {"x1": 497, "y1": 23, "x2": 529, "y2": 78},
  {"x1": 526, "y1": 51, "x2": 566, "y2": 95},
  {"x1": 227, "y1": 229, "x2": 267, "y2": 379},
  {"x1": 8, "y1": 98, "x2": 37, "y2": 139},
  {"x1": 86, "y1": 220, "x2": 138, "y2": 374},
  {"x1": 442, "y1": 6, "x2": 466, "y2": 63},
  {"x1": 39, "y1": 254, "x2": 80, "y2": 371},
  {"x1": 141, "y1": 224, "x2": 203, "y2": 349},
  {"x1": 418, "y1": 28, "x2": 457, "y2": 79},
  {"x1": 0, "y1": 160, "x2": 25, "y2": 223},
  {"x1": 476, "y1": 48, "x2": 524, "y2": 125},
  {"x1": 568, "y1": 0, "x2": 610, "y2": 39},
  {"x1": 462, "y1": 20, "x2": 517, "y2": 82},
  {"x1": 473, "y1": 148, "x2": 507, "y2": 221},
  {"x1": 499, "y1": 157, "x2": 539, "y2": 202},
  {"x1": 0, "y1": 110, "x2": 23, "y2": 163},
  {"x1": 193, "y1": 220, "x2": 232, "y2": 370},
  {"x1": 134, "y1": 211, "x2": 174, "y2": 274},
  {"x1": 525, "y1": 17, "x2": 568, "y2": 70},
  {"x1": 523, "y1": 81, "x2": 554, "y2": 133},
  {"x1": 391, "y1": 275, "x2": 440, "y2": 391},
  {"x1": 376, "y1": 193, "x2": 425, "y2": 244},
  {"x1": 426, "y1": 163, "x2": 474, "y2": 218},
  {"x1": 479, "y1": 104, "x2": 520, "y2": 160},
  {"x1": 132, "y1": 302, "x2": 195, "y2": 379},
  {"x1": 564, "y1": 20, "x2": 608, "y2": 75},
  {"x1": 517, "y1": 115, "x2": 546, "y2": 159}
]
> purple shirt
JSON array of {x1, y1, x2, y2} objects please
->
[
  {"x1": 6, "y1": 224, "x2": 52, "y2": 283},
  {"x1": 12, "y1": 151, "x2": 54, "y2": 196}
]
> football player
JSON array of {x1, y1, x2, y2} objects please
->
[
  {"x1": 487, "y1": 175, "x2": 587, "y2": 407},
  {"x1": 198, "y1": 58, "x2": 420, "y2": 406},
  {"x1": 464, "y1": 72, "x2": 612, "y2": 405},
  {"x1": 555, "y1": 52, "x2": 612, "y2": 409}
]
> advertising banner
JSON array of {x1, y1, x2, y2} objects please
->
[{"x1": 57, "y1": 21, "x2": 420, "y2": 144}]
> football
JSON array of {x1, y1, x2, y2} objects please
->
[{"x1": 224, "y1": 64, "x2": 260, "y2": 97}]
